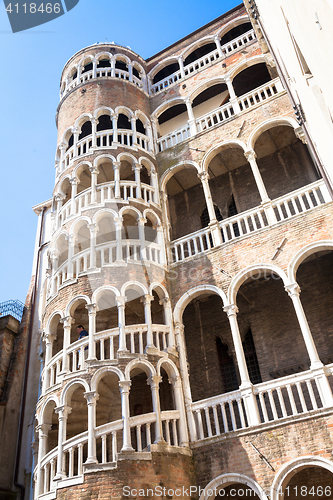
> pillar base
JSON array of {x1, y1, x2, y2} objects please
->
[
  {"x1": 53, "y1": 472, "x2": 67, "y2": 481},
  {"x1": 84, "y1": 457, "x2": 98, "y2": 465}
]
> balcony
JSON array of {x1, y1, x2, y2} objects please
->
[
  {"x1": 150, "y1": 29, "x2": 256, "y2": 95},
  {"x1": 157, "y1": 78, "x2": 284, "y2": 152},
  {"x1": 170, "y1": 179, "x2": 330, "y2": 264}
]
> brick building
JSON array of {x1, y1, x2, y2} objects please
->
[{"x1": 13, "y1": 2, "x2": 333, "y2": 499}]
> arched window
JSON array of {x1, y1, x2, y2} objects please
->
[
  {"x1": 200, "y1": 204, "x2": 223, "y2": 228},
  {"x1": 153, "y1": 62, "x2": 180, "y2": 84},
  {"x1": 82, "y1": 61, "x2": 93, "y2": 74},
  {"x1": 79, "y1": 121, "x2": 92, "y2": 140},
  {"x1": 216, "y1": 338, "x2": 238, "y2": 393},
  {"x1": 97, "y1": 114, "x2": 113, "y2": 131},
  {"x1": 115, "y1": 60, "x2": 128, "y2": 72},
  {"x1": 242, "y1": 329, "x2": 262, "y2": 384},
  {"x1": 97, "y1": 59, "x2": 111, "y2": 68},
  {"x1": 117, "y1": 113, "x2": 131, "y2": 130},
  {"x1": 136, "y1": 119, "x2": 146, "y2": 135}
]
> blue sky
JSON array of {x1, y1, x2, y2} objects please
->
[{"x1": 0, "y1": 0, "x2": 240, "y2": 303}]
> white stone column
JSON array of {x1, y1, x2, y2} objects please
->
[
  {"x1": 76, "y1": 64, "x2": 81, "y2": 84},
  {"x1": 146, "y1": 124, "x2": 153, "y2": 153},
  {"x1": 88, "y1": 223, "x2": 98, "y2": 270},
  {"x1": 92, "y1": 58, "x2": 97, "y2": 78},
  {"x1": 214, "y1": 34, "x2": 223, "y2": 57},
  {"x1": 73, "y1": 128, "x2": 79, "y2": 158},
  {"x1": 174, "y1": 322, "x2": 197, "y2": 441},
  {"x1": 60, "y1": 316, "x2": 73, "y2": 374},
  {"x1": 59, "y1": 143, "x2": 67, "y2": 172},
  {"x1": 111, "y1": 112, "x2": 118, "y2": 143},
  {"x1": 285, "y1": 284, "x2": 323, "y2": 369},
  {"x1": 42, "y1": 333, "x2": 55, "y2": 392},
  {"x1": 86, "y1": 303, "x2": 97, "y2": 361},
  {"x1": 89, "y1": 166, "x2": 99, "y2": 204},
  {"x1": 133, "y1": 163, "x2": 142, "y2": 199},
  {"x1": 170, "y1": 376, "x2": 189, "y2": 447},
  {"x1": 84, "y1": 391, "x2": 99, "y2": 464},
  {"x1": 131, "y1": 117, "x2": 137, "y2": 146},
  {"x1": 56, "y1": 194, "x2": 65, "y2": 230},
  {"x1": 54, "y1": 405, "x2": 72, "y2": 480},
  {"x1": 91, "y1": 117, "x2": 98, "y2": 148},
  {"x1": 113, "y1": 161, "x2": 121, "y2": 198},
  {"x1": 50, "y1": 250, "x2": 60, "y2": 296},
  {"x1": 198, "y1": 171, "x2": 223, "y2": 246},
  {"x1": 149, "y1": 165, "x2": 160, "y2": 204},
  {"x1": 119, "y1": 381, "x2": 134, "y2": 451},
  {"x1": 148, "y1": 375, "x2": 165, "y2": 443},
  {"x1": 114, "y1": 216, "x2": 123, "y2": 262},
  {"x1": 244, "y1": 150, "x2": 270, "y2": 204},
  {"x1": 223, "y1": 304, "x2": 261, "y2": 426},
  {"x1": 157, "y1": 226, "x2": 167, "y2": 265},
  {"x1": 67, "y1": 234, "x2": 75, "y2": 280},
  {"x1": 141, "y1": 72, "x2": 148, "y2": 92},
  {"x1": 128, "y1": 62, "x2": 133, "y2": 82},
  {"x1": 110, "y1": 57, "x2": 115, "y2": 78},
  {"x1": 185, "y1": 98, "x2": 197, "y2": 136},
  {"x1": 70, "y1": 178, "x2": 78, "y2": 216},
  {"x1": 225, "y1": 76, "x2": 241, "y2": 114},
  {"x1": 151, "y1": 117, "x2": 160, "y2": 154},
  {"x1": 138, "y1": 216, "x2": 146, "y2": 260},
  {"x1": 36, "y1": 423, "x2": 52, "y2": 496},
  {"x1": 178, "y1": 56, "x2": 185, "y2": 78},
  {"x1": 117, "y1": 296, "x2": 128, "y2": 353},
  {"x1": 143, "y1": 294, "x2": 154, "y2": 349},
  {"x1": 161, "y1": 298, "x2": 176, "y2": 349},
  {"x1": 161, "y1": 192, "x2": 171, "y2": 243}
]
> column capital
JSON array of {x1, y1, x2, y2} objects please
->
[
  {"x1": 86, "y1": 303, "x2": 97, "y2": 315},
  {"x1": 113, "y1": 161, "x2": 121, "y2": 169},
  {"x1": 159, "y1": 297, "x2": 171, "y2": 307},
  {"x1": 224, "y1": 74, "x2": 232, "y2": 84},
  {"x1": 223, "y1": 304, "x2": 239, "y2": 317},
  {"x1": 142, "y1": 294, "x2": 154, "y2": 305},
  {"x1": 88, "y1": 223, "x2": 99, "y2": 234},
  {"x1": 91, "y1": 117, "x2": 99, "y2": 125},
  {"x1": 51, "y1": 249, "x2": 60, "y2": 260},
  {"x1": 55, "y1": 404, "x2": 72, "y2": 419},
  {"x1": 59, "y1": 142, "x2": 67, "y2": 151},
  {"x1": 43, "y1": 332, "x2": 56, "y2": 344},
  {"x1": 294, "y1": 126, "x2": 307, "y2": 144},
  {"x1": 285, "y1": 283, "x2": 301, "y2": 298},
  {"x1": 72, "y1": 127, "x2": 80, "y2": 135},
  {"x1": 169, "y1": 375, "x2": 182, "y2": 389},
  {"x1": 89, "y1": 166, "x2": 99, "y2": 175},
  {"x1": 55, "y1": 193, "x2": 66, "y2": 202},
  {"x1": 36, "y1": 423, "x2": 52, "y2": 435},
  {"x1": 132, "y1": 162, "x2": 141, "y2": 171},
  {"x1": 116, "y1": 295, "x2": 126, "y2": 308},
  {"x1": 148, "y1": 375, "x2": 162, "y2": 388},
  {"x1": 60, "y1": 315, "x2": 74, "y2": 327},
  {"x1": 114, "y1": 216, "x2": 123, "y2": 228},
  {"x1": 68, "y1": 233, "x2": 76, "y2": 243},
  {"x1": 175, "y1": 322, "x2": 185, "y2": 333},
  {"x1": 150, "y1": 165, "x2": 156, "y2": 175},
  {"x1": 197, "y1": 171, "x2": 210, "y2": 182},
  {"x1": 84, "y1": 391, "x2": 99, "y2": 405},
  {"x1": 70, "y1": 177, "x2": 78, "y2": 186},
  {"x1": 118, "y1": 380, "x2": 131, "y2": 393},
  {"x1": 244, "y1": 149, "x2": 257, "y2": 162},
  {"x1": 137, "y1": 216, "x2": 146, "y2": 226}
]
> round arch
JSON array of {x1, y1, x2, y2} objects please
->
[
  {"x1": 121, "y1": 280, "x2": 148, "y2": 297},
  {"x1": 93, "y1": 106, "x2": 114, "y2": 120},
  {"x1": 38, "y1": 395, "x2": 60, "y2": 424},
  {"x1": 188, "y1": 76, "x2": 228, "y2": 103},
  {"x1": 228, "y1": 54, "x2": 267, "y2": 80},
  {"x1": 143, "y1": 209, "x2": 161, "y2": 227},
  {"x1": 73, "y1": 160, "x2": 93, "y2": 180},
  {"x1": 93, "y1": 153, "x2": 116, "y2": 168},
  {"x1": 201, "y1": 139, "x2": 247, "y2": 172},
  {"x1": 124, "y1": 359, "x2": 156, "y2": 380},
  {"x1": 148, "y1": 56, "x2": 180, "y2": 80},
  {"x1": 119, "y1": 205, "x2": 142, "y2": 219},
  {"x1": 149, "y1": 282, "x2": 169, "y2": 299},
  {"x1": 69, "y1": 215, "x2": 92, "y2": 236},
  {"x1": 60, "y1": 126, "x2": 74, "y2": 146},
  {"x1": 199, "y1": 473, "x2": 268, "y2": 500},
  {"x1": 217, "y1": 14, "x2": 251, "y2": 39},
  {"x1": 152, "y1": 97, "x2": 186, "y2": 121},
  {"x1": 114, "y1": 53, "x2": 131, "y2": 65},
  {"x1": 65, "y1": 294, "x2": 91, "y2": 317},
  {"x1": 60, "y1": 378, "x2": 90, "y2": 406},
  {"x1": 228, "y1": 264, "x2": 290, "y2": 304},
  {"x1": 91, "y1": 366, "x2": 125, "y2": 392},
  {"x1": 92, "y1": 208, "x2": 118, "y2": 225},
  {"x1": 95, "y1": 52, "x2": 112, "y2": 63},
  {"x1": 115, "y1": 105, "x2": 134, "y2": 120},
  {"x1": 288, "y1": 240, "x2": 333, "y2": 283},
  {"x1": 156, "y1": 358, "x2": 179, "y2": 379},
  {"x1": 247, "y1": 117, "x2": 299, "y2": 151},
  {"x1": 45, "y1": 310, "x2": 64, "y2": 333},
  {"x1": 271, "y1": 456, "x2": 333, "y2": 500},
  {"x1": 78, "y1": 54, "x2": 94, "y2": 68},
  {"x1": 116, "y1": 151, "x2": 137, "y2": 165},
  {"x1": 174, "y1": 285, "x2": 228, "y2": 324},
  {"x1": 92, "y1": 285, "x2": 120, "y2": 305},
  {"x1": 160, "y1": 160, "x2": 200, "y2": 192},
  {"x1": 74, "y1": 112, "x2": 93, "y2": 130},
  {"x1": 180, "y1": 35, "x2": 216, "y2": 63}
]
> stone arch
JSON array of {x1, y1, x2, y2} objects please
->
[
  {"x1": 93, "y1": 106, "x2": 114, "y2": 120},
  {"x1": 119, "y1": 205, "x2": 142, "y2": 219},
  {"x1": 116, "y1": 151, "x2": 136, "y2": 166},
  {"x1": 148, "y1": 56, "x2": 180, "y2": 80},
  {"x1": 156, "y1": 358, "x2": 179, "y2": 379},
  {"x1": 138, "y1": 156, "x2": 155, "y2": 176},
  {"x1": 38, "y1": 395, "x2": 60, "y2": 424},
  {"x1": 174, "y1": 285, "x2": 228, "y2": 324},
  {"x1": 199, "y1": 473, "x2": 268, "y2": 500},
  {"x1": 180, "y1": 35, "x2": 216, "y2": 63},
  {"x1": 60, "y1": 378, "x2": 90, "y2": 406},
  {"x1": 115, "y1": 105, "x2": 134, "y2": 120},
  {"x1": 91, "y1": 366, "x2": 125, "y2": 392},
  {"x1": 134, "y1": 110, "x2": 150, "y2": 127},
  {"x1": 201, "y1": 139, "x2": 247, "y2": 172},
  {"x1": 160, "y1": 160, "x2": 200, "y2": 192},
  {"x1": 114, "y1": 53, "x2": 131, "y2": 65},
  {"x1": 152, "y1": 97, "x2": 186, "y2": 121},
  {"x1": 92, "y1": 285, "x2": 120, "y2": 305},
  {"x1": 271, "y1": 456, "x2": 333, "y2": 500},
  {"x1": 228, "y1": 264, "x2": 289, "y2": 304},
  {"x1": 247, "y1": 116, "x2": 299, "y2": 152},
  {"x1": 143, "y1": 209, "x2": 161, "y2": 227},
  {"x1": 74, "y1": 112, "x2": 93, "y2": 130},
  {"x1": 149, "y1": 282, "x2": 169, "y2": 300},
  {"x1": 121, "y1": 280, "x2": 148, "y2": 298},
  {"x1": 217, "y1": 14, "x2": 251, "y2": 39},
  {"x1": 93, "y1": 208, "x2": 118, "y2": 225},
  {"x1": 124, "y1": 359, "x2": 156, "y2": 380},
  {"x1": 288, "y1": 240, "x2": 333, "y2": 282},
  {"x1": 73, "y1": 160, "x2": 93, "y2": 181},
  {"x1": 78, "y1": 54, "x2": 94, "y2": 69},
  {"x1": 69, "y1": 215, "x2": 92, "y2": 236},
  {"x1": 188, "y1": 76, "x2": 228, "y2": 103},
  {"x1": 229, "y1": 54, "x2": 268, "y2": 80},
  {"x1": 60, "y1": 126, "x2": 74, "y2": 146},
  {"x1": 95, "y1": 52, "x2": 112, "y2": 63},
  {"x1": 93, "y1": 153, "x2": 116, "y2": 168},
  {"x1": 65, "y1": 294, "x2": 91, "y2": 318}
]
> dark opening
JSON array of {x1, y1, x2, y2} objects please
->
[
  {"x1": 67, "y1": 134, "x2": 74, "y2": 150},
  {"x1": 97, "y1": 59, "x2": 111, "y2": 68},
  {"x1": 97, "y1": 114, "x2": 113, "y2": 131},
  {"x1": 82, "y1": 62, "x2": 93, "y2": 74},
  {"x1": 133, "y1": 67, "x2": 140, "y2": 79},
  {"x1": 72, "y1": 71, "x2": 77, "y2": 81},
  {"x1": 243, "y1": 329, "x2": 262, "y2": 385},
  {"x1": 201, "y1": 205, "x2": 223, "y2": 228},
  {"x1": 228, "y1": 195, "x2": 240, "y2": 237},
  {"x1": 153, "y1": 62, "x2": 180, "y2": 84},
  {"x1": 220, "y1": 22, "x2": 253, "y2": 45},
  {"x1": 117, "y1": 113, "x2": 131, "y2": 130},
  {"x1": 136, "y1": 119, "x2": 146, "y2": 135},
  {"x1": 79, "y1": 121, "x2": 92, "y2": 140},
  {"x1": 216, "y1": 338, "x2": 238, "y2": 393},
  {"x1": 193, "y1": 83, "x2": 229, "y2": 108},
  {"x1": 184, "y1": 42, "x2": 217, "y2": 66},
  {"x1": 115, "y1": 60, "x2": 128, "y2": 72},
  {"x1": 233, "y1": 63, "x2": 272, "y2": 97},
  {"x1": 158, "y1": 104, "x2": 187, "y2": 125}
]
